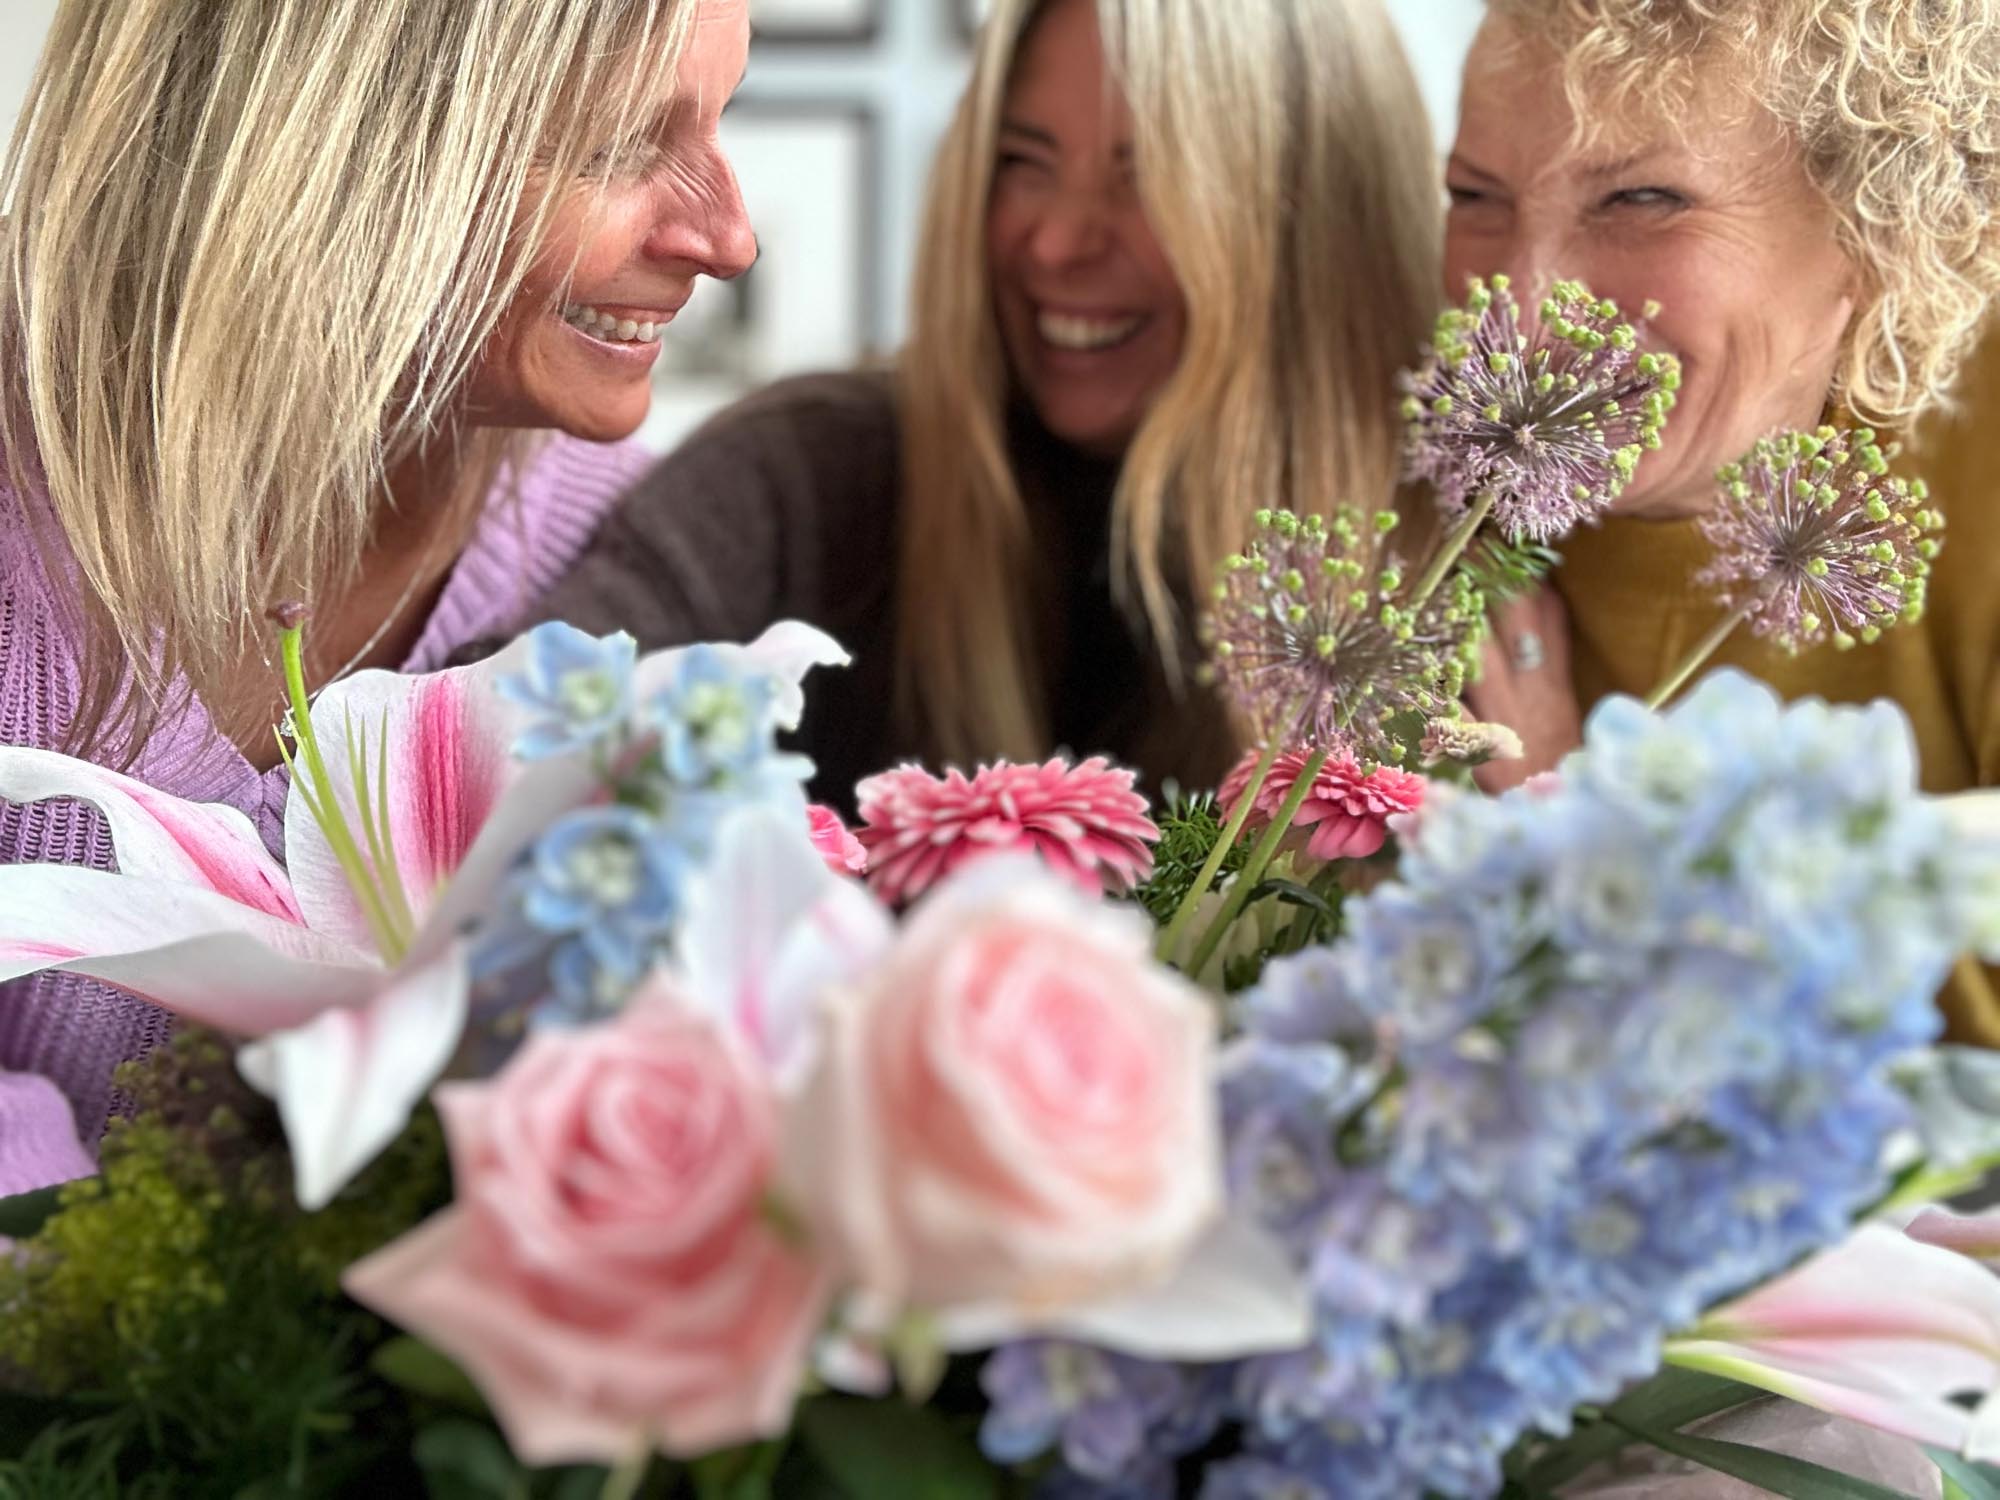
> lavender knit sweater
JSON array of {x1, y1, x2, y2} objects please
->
[{"x1": 0, "y1": 435, "x2": 648, "y2": 1196}]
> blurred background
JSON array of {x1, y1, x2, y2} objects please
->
[{"x1": 0, "y1": 0, "x2": 1483, "y2": 454}]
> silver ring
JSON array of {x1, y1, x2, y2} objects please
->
[{"x1": 1511, "y1": 629, "x2": 1547, "y2": 673}]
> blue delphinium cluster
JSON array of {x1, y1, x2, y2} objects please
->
[
  {"x1": 474, "y1": 623, "x2": 811, "y2": 1029},
  {"x1": 984, "y1": 670, "x2": 1987, "y2": 1499}
]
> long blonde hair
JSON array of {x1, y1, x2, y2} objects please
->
[
  {"x1": 896, "y1": 0, "x2": 1441, "y2": 768},
  {"x1": 1, "y1": 0, "x2": 697, "y2": 758}
]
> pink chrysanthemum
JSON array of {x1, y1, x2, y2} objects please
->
[
  {"x1": 806, "y1": 804, "x2": 867, "y2": 876},
  {"x1": 855, "y1": 757, "x2": 1159, "y2": 906},
  {"x1": 1219, "y1": 748, "x2": 1427, "y2": 862}
]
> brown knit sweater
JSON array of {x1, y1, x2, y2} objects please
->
[{"x1": 533, "y1": 371, "x2": 1233, "y2": 811}]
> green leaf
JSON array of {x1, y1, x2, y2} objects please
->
[
  {"x1": 794, "y1": 1396, "x2": 1002, "y2": 1500},
  {"x1": 414, "y1": 1418, "x2": 530, "y2": 1500},
  {"x1": 1929, "y1": 1448, "x2": 2000, "y2": 1500},
  {"x1": 691, "y1": 1442, "x2": 785, "y2": 1500},
  {"x1": 372, "y1": 1336, "x2": 492, "y2": 1417},
  {"x1": 0, "y1": 1184, "x2": 65, "y2": 1239},
  {"x1": 1605, "y1": 1411, "x2": 1926, "y2": 1499},
  {"x1": 1521, "y1": 1369, "x2": 1759, "y2": 1492}
]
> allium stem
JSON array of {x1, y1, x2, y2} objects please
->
[
  {"x1": 1156, "y1": 738, "x2": 1281, "y2": 965},
  {"x1": 1409, "y1": 491, "x2": 1497, "y2": 609},
  {"x1": 1644, "y1": 599, "x2": 1757, "y2": 711},
  {"x1": 1187, "y1": 747, "x2": 1331, "y2": 979}
]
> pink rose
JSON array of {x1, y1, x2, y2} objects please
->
[
  {"x1": 790, "y1": 859, "x2": 1219, "y2": 1319},
  {"x1": 343, "y1": 1002, "x2": 831, "y2": 1465},
  {"x1": 806, "y1": 804, "x2": 867, "y2": 875}
]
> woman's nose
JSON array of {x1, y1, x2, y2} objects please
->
[
  {"x1": 648, "y1": 150, "x2": 758, "y2": 281},
  {"x1": 1025, "y1": 183, "x2": 1114, "y2": 270}
]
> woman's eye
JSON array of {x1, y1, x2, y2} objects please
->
[
  {"x1": 1603, "y1": 186, "x2": 1688, "y2": 211},
  {"x1": 1446, "y1": 184, "x2": 1489, "y2": 207},
  {"x1": 583, "y1": 140, "x2": 654, "y2": 177}
]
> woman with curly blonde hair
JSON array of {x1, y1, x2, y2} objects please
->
[
  {"x1": 0, "y1": 0, "x2": 757, "y2": 1192},
  {"x1": 1445, "y1": 0, "x2": 2000, "y2": 1041}
]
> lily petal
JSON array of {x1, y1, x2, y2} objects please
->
[
  {"x1": 288, "y1": 646, "x2": 531, "y2": 950},
  {"x1": 238, "y1": 943, "x2": 471, "y2": 1210},
  {"x1": 0, "y1": 745, "x2": 298, "y2": 919},
  {"x1": 936, "y1": 1215, "x2": 1311, "y2": 1361},
  {"x1": 1665, "y1": 1222, "x2": 2000, "y2": 1456},
  {"x1": 0, "y1": 865, "x2": 376, "y2": 1032},
  {"x1": 1907, "y1": 1205, "x2": 2000, "y2": 1265},
  {"x1": 675, "y1": 804, "x2": 893, "y2": 1088},
  {"x1": 633, "y1": 620, "x2": 850, "y2": 732}
]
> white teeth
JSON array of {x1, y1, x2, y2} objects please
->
[
  {"x1": 1037, "y1": 310, "x2": 1144, "y2": 352},
  {"x1": 560, "y1": 303, "x2": 665, "y2": 344}
]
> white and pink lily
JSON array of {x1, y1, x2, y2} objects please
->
[
  {"x1": 0, "y1": 621, "x2": 847, "y2": 1210},
  {"x1": 1664, "y1": 1219, "x2": 2000, "y2": 1463}
]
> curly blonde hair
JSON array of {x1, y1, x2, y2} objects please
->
[{"x1": 1486, "y1": 0, "x2": 2000, "y2": 425}]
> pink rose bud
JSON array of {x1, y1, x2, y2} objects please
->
[
  {"x1": 788, "y1": 859, "x2": 1219, "y2": 1323},
  {"x1": 344, "y1": 1003, "x2": 831, "y2": 1466}
]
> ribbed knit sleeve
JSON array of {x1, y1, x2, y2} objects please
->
[{"x1": 0, "y1": 477, "x2": 153, "y2": 1189}]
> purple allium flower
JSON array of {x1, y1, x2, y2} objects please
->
[
  {"x1": 1696, "y1": 424, "x2": 1943, "y2": 653},
  {"x1": 1401, "y1": 275, "x2": 1682, "y2": 541},
  {"x1": 1199, "y1": 507, "x2": 1485, "y2": 766}
]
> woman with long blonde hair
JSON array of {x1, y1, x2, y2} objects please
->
[
  {"x1": 0, "y1": 0, "x2": 758, "y2": 1191},
  {"x1": 538, "y1": 0, "x2": 1440, "y2": 800}
]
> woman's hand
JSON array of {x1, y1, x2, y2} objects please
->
[{"x1": 1465, "y1": 587, "x2": 1583, "y2": 792}]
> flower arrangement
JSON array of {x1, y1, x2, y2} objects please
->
[{"x1": 2, "y1": 276, "x2": 1998, "y2": 1500}]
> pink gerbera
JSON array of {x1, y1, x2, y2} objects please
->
[
  {"x1": 806, "y1": 804, "x2": 868, "y2": 876},
  {"x1": 1219, "y1": 749, "x2": 1426, "y2": 862},
  {"x1": 854, "y1": 757, "x2": 1159, "y2": 906}
]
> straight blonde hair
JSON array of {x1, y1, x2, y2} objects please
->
[
  {"x1": 896, "y1": 0, "x2": 1441, "y2": 768},
  {"x1": 1, "y1": 0, "x2": 697, "y2": 759}
]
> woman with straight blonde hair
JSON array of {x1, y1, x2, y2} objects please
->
[
  {"x1": 537, "y1": 0, "x2": 1441, "y2": 801},
  {"x1": 0, "y1": 0, "x2": 758, "y2": 1191}
]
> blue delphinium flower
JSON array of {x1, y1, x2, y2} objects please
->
[
  {"x1": 650, "y1": 644, "x2": 783, "y2": 785},
  {"x1": 1207, "y1": 668, "x2": 1982, "y2": 1497},
  {"x1": 469, "y1": 643, "x2": 818, "y2": 1032},
  {"x1": 496, "y1": 622, "x2": 637, "y2": 760},
  {"x1": 521, "y1": 805, "x2": 681, "y2": 970},
  {"x1": 980, "y1": 1342, "x2": 1185, "y2": 1483}
]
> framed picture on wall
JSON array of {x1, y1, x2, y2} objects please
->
[
  {"x1": 748, "y1": 0, "x2": 881, "y2": 45},
  {"x1": 641, "y1": 100, "x2": 880, "y2": 453}
]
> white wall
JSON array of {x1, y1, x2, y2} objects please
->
[{"x1": 0, "y1": 0, "x2": 57, "y2": 144}]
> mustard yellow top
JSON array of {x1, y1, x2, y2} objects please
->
[{"x1": 1556, "y1": 343, "x2": 2000, "y2": 1043}]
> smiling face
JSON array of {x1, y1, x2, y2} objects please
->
[
  {"x1": 1445, "y1": 19, "x2": 1859, "y2": 520},
  {"x1": 984, "y1": 0, "x2": 1187, "y2": 457},
  {"x1": 466, "y1": 0, "x2": 757, "y2": 442}
]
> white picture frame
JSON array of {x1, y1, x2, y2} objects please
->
[{"x1": 748, "y1": 0, "x2": 881, "y2": 45}]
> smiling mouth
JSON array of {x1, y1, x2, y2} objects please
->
[
  {"x1": 561, "y1": 302, "x2": 675, "y2": 345},
  {"x1": 1036, "y1": 309, "x2": 1146, "y2": 353}
]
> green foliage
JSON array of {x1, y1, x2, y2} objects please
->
[
  {"x1": 793, "y1": 1396, "x2": 1008, "y2": 1500},
  {"x1": 0, "y1": 1028, "x2": 450, "y2": 1496},
  {"x1": 1133, "y1": 790, "x2": 1249, "y2": 926},
  {"x1": 1458, "y1": 529, "x2": 1561, "y2": 613}
]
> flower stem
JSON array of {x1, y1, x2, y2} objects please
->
[
  {"x1": 1645, "y1": 600, "x2": 1756, "y2": 711},
  {"x1": 1408, "y1": 491, "x2": 1497, "y2": 608},
  {"x1": 1187, "y1": 748, "x2": 1331, "y2": 979},
  {"x1": 274, "y1": 621, "x2": 404, "y2": 961},
  {"x1": 1156, "y1": 739, "x2": 1281, "y2": 965}
]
